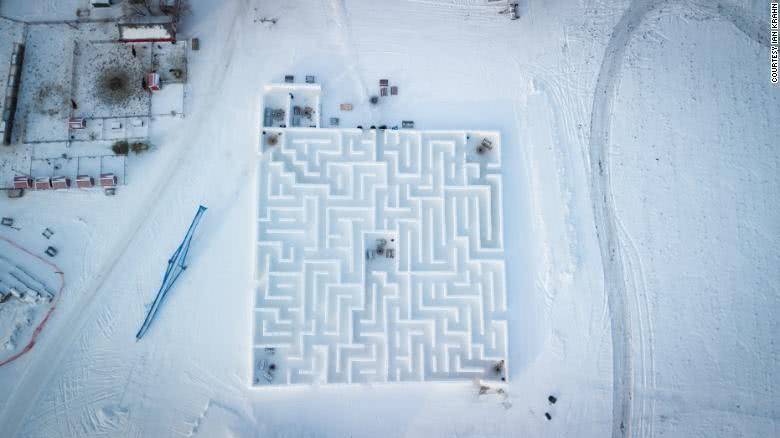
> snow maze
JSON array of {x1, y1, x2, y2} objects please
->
[{"x1": 253, "y1": 128, "x2": 508, "y2": 385}]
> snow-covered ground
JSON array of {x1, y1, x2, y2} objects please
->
[{"x1": 0, "y1": 0, "x2": 777, "y2": 437}]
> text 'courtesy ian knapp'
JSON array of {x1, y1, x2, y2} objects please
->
[{"x1": 772, "y1": 1, "x2": 779, "y2": 84}]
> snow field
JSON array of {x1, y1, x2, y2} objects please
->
[{"x1": 0, "y1": 0, "x2": 775, "y2": 437}]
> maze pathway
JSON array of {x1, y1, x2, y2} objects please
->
[{"x1": 253, "y1": 128, "x2": 508, "y2": 385}]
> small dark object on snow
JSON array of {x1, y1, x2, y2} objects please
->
[
  {"x1": 71, "y1": 99, "x2": 78, "y2": 109},
  {"x1": 356, "y1": 125, "x2": 363, "y2": 130},
  {"x1": 402, "y1": 120, "x2": 415, "y2": 129},
  {"x1": 370, "y1": 125, "x2": 376, "y2": 130},
  {"x1": 379, "y1": 79, "x2": 389, "y2": 87},
  {"x1": 545, "y1": 413, "x2": 552, "y2": 421},
  {"x1": 305, "y1": 75, "x2": 315, "y2": 83},
  {"x1": 369, "y1": 95, "x2": 379, "y2": 105},
  {"x1": 131, "y1": 142, "x2": 150, "y2": 154},
  {"x1": 390, "y1": 85, "x2": 398, "y2": 95},
  {"x1": 269, "y1": 363, "x2": 276, "y2": 371},
  {"x1": 477, "y1": 137, "x2": 494, "y2": 154},
  {"x1": 1, "y1": 217, "x2": 13, "y2": 226},
  {"x1": 375, "y1": 238, "x2": 387, "y2": 255},
  {"x1": 494, "y1": 360, "x2": 506, "y2": 381},
  {"x1": 271, "y1": 109, "x2": 285, "y2": 121},
  {"x1": 329, "y1": 117, "x2": 339, "y2": 127},
  {"x1": 284, "y1": 75, "x2": 294, "y2": 83},
  {"x1": 45, "y1": 246, "x2": 58, "y2": 257},
  {"x1": 191, "y1": 38, "x2": 199, "y2": 50},
  {"x1": 42, "y1": 228, "x2": 54, "y2": 239},
  {"x1": 131, "y1": 45, "x2": 137, "y2": 57},
  {"x1": 104, "y1": 187, "x2": 116, "y2": 196},
  {"x1": 510, "y1": 2, "x2": 520, "y2": 20},
  {"x1": 548, "y1": 395, "x2": 557, "y2": 404},
  {"x1": 7, "y1": 189, "x2": 24, "y2": 199},
  {"x1": 378, "y1": 125, "x2": 387, "y2": 130},
  {"x1": 112, "y1": 140, "x2": 129, "y2": 155}
]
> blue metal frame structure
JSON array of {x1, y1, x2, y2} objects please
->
[{"x1": 136, "y1": 205, "x2": 207, "y2": 340}]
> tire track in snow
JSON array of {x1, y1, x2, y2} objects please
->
[
  {"x1": 588, "y1": 1, "x2": 769, "y2": 437},
  {"x1": 589, "y1": 2, "x2": 661, "y2": 436},
  {"x1": 327, "y1": 0, "x2": 370, "y2": 108},
  {"x1": 0, "y1": 2, "x2": 249, "y2": 437}
]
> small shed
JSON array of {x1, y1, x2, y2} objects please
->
[
  {"x1": 118, "y1": 22, "x2": 176, "y2": 43},
  {"x1": 100, "y1": 173, "x2": 117, "y2": 187},
  {"x1": 76, "y1": 175, "x2": 95, "y2": 188},
  {"x1": 51, "y1": 176, "x2": 71, "y2": 190},
  {"x1": 13, "y1": 176, "x2": 32, "y2": 189},
  {"x1": 69, "y1": 117, "x2": 86, "y2": 129},
  {"x1": 146, "y1": 73, "x2": 161, "y2": 92},
  {"x1": 340, "y1": 103, "x2": 353, "y2": 111},
  {"x1": 34, "y1": 177, "x2": 52, "y2": 190}
]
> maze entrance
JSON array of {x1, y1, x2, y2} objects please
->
[{"x1": 253, "y1": 127, "x2": 508, "y2": 385}]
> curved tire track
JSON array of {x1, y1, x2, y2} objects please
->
[{"x1": 588, "y1": 1, "x2": 768, "y2": 437}]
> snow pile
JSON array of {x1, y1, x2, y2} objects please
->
[{"x1": 0, "y1": 238, "x2": 63, "y2": 365}]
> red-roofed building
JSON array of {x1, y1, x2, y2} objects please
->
[
  {"x1": 34, "y1": 177, "x2": 52, "y2": 190},
  {"x1": 51, "y1": 177, "x2": 70, "y2": 190},
  {"x1": 76, "y1": 175, "x2": 94, "y2": 188},
  {"x1": 100, "y1": 174, "x2": 117, "y2": 187},
  {"x1": 13, "y1": 176, "x2": 32, "y2": 189}
]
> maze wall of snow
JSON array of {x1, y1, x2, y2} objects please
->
[{"x1": 253, "y1": 128, "x2": 508, "y2": 385}]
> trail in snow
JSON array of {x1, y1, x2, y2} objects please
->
[
  {"x1": 326, "y1": 0, "x2": 371, "y2": 117},
  {"x1": 587, "y1": 1, "x2": 769, "y2": 437},
  {"x1": 0, "y1": 3, "x2": 248, "y2": 437}
]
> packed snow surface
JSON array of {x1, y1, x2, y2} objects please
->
[{"x1": 0, "y1": 0, "x2": 777, "y2": 437}]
